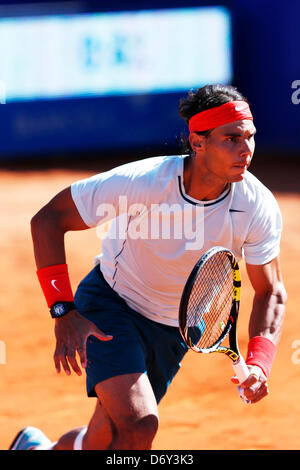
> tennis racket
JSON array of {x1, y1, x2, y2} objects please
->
[{"x1": 179, "y1": 246, "x2": 250, "y2": 403}]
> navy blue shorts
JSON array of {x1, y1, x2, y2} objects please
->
[{"x1": 74, "y1": 265, "x2": 188, "y2": 404}]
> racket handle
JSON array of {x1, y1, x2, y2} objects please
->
[
  {"x1": 232, "y1": 355, "x2": 249, "y2": 383},
  {"x1": 232, "y1": 355, "x2": 251, "y2": 405}
]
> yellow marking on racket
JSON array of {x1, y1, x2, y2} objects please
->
[
  {"x1": 233, "y1": 286, "x2": 241, "y2": 301},
  {"x1": 232, "y1": 268, "x2": 241, "y2": 282},
  {"x1": 232, "y1": 267, "x2": 241, "y2": 301}
]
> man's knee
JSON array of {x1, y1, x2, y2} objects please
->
[
  {"x1": 119, "y1": 413, "x2": 159, "y2": 450},
  {"x1": 93, "y1": 374, "x2": 159, "y2": 449},
  {"x1": 83, "y1": 407, "x2": 159, "y2": 450}
]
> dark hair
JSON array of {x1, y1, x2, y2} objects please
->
[{"x1": 178, "y1": 84, "x2": 249, "y2": 154}]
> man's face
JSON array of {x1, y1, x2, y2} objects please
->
[{"x1": 194, "y1": 119, "x2": 256, "y2": 183}]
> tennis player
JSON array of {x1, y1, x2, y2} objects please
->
[{"x1": 10, "y1": 84, "x2": 287, "y2": 450}]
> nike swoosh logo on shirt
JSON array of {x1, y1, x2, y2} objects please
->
[
  {"x1": 51, "y1": 280, "x2": 61, "y2": 292},
  {"x1": 229, "y1": 209, "x2": 246, "y2": 213}
]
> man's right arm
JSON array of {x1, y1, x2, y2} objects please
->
[
  {"x1": 31, "y1": 186, "x2": 89, "y2": 269},
  {"x1": 31, "y1": 186, "x2": 113, "y2": 376}
]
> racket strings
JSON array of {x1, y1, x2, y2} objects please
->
[{"x1": 186, "y1": 252, "x2": 234, "y2": 349}]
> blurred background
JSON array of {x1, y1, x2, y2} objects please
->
[{"x1": 0, "y1": 0, "x2": 299, "y2": 171}]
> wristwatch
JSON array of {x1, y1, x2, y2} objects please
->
[{"x1": 50, "y1": 301, "x2": 76, "y2": 318}]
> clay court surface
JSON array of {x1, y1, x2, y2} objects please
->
[{"x1": 0, "y1": 157, "x2": 299, "y2": 450}]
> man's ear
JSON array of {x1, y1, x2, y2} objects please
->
[{"x1": 189, "y1": 132, "x2": 206, "y2": 153}]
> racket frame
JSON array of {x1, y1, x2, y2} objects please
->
[{"x1": 179, "y1": 246, "x2": 242, "y2": 364}]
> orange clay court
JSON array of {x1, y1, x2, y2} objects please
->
[{"x1": 0, "y1": 157, "x2": 299, "y2": 450}]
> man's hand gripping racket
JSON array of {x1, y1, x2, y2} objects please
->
[{"x1": 179, "y1": 246, "x2": 251, "y2": 403}]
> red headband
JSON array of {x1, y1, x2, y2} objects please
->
[{"x1": 188, "y1": 101, "x2": 253, "y2": 133}]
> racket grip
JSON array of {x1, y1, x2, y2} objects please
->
[
  {"x1": 232, "y1": 355, "x2": 249, "y2": 383},
  {"x1": 232, "y1": 355, "x2": 251, "y2": 405}
]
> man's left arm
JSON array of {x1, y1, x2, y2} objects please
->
[{"x1": 234, "y1": 256, "x2": 287, "y2": 403}]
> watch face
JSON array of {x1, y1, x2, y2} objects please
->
[{"x1": 54, "y1": 304, "x2": 65, "y2": 315}]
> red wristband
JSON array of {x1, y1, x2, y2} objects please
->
[
  {"x1": 246, "y1": 336, "x2": 277, "y2": 378},
  {"x1": 37, "y1": 264, "x2": 74, "y2": 308}
]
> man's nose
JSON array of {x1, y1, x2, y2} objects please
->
[{"x1": 240, "y1": 139, "x2": 253, "y2": 160}]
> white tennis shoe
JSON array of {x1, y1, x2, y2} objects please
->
[{"x1": 9, "y1": 426, "x2": 52, "y2": 450}]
